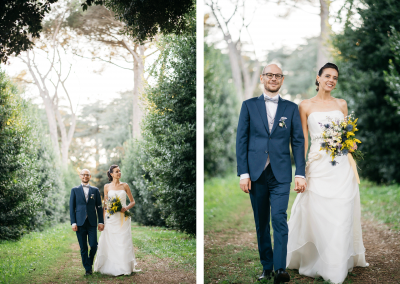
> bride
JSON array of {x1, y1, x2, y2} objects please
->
[
  {"x1": 94, "y1": 164, "x2": 141, "y2": 275},
  {"x1": 286, "y1": 63, "x2": 368, "y2": 283}
]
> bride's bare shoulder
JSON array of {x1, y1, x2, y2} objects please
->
[{"x1": 299, "y1": 99, "x2": 312, "y2": 113}]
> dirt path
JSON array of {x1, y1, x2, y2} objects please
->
[
  {"x1": 205, "y1": 202, "x2": 400, "y2": 283},
  {"x1": 44, "y1": 242, "x2": 195, "y2": 284}
]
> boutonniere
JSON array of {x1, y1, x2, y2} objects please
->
[
  {"x1": 279, "y1": 117, "x2": 287, "y2": 128},
  {"x1": 90, "y1": 194, "x2": 94, "y2": 199}
]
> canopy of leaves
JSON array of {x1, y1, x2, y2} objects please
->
[
  {"x1": 333, "y1": 0, "x2": 400, "y2": 183},
  {"x1": 83, "y1": 0, "x2": 195, "y2": 42},
  {"x1": 0, "y1": 0, "x2": 58, "y2": 63},
  {"x1": 141, "y1": 10, "x2": 196, "y2": 235}
]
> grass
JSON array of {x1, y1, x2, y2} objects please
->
[
  {"x1": 204, "y1": 172, "x2": 400, "y2": 283},
  {"x1": 0, "y1": 222, "x2": 195, "y2": 284},
  {"x1": 359, "y1": 180, "x2": 400, "y2": 230}
]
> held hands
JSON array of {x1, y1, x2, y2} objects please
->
[
  {"x1": 294, "y1": 177, "x2": 307, "y2": 193},
  {"x1": 239, "y1": 178, "x2": 251, "y2": 193},
  {"x1": 98, "y1": 224, "x2": 105, "y2": 231}
]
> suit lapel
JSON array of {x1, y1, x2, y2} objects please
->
[
  {"x1": 78, "y1": 185, "x2": 86, "y2": 203},
  {"x1": 87, "y1": 186, "x2": 93, "y2": 204},
  {"x1": 256, "y1": 94, "x2": 270, "y2": 135},
  {"x1": 270, "y1": 97, "x2": 288, "y2": 135}
]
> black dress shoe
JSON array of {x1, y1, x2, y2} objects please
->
[
  {"x1": 258, "y1": 269, "x2": 273, "y2": 281},
  {"x1": 85, "y1": 270, "x2": 92, "y2": 276},
  {"x1": 274, "y1": 269, "x2": 290, "y2": 284}
]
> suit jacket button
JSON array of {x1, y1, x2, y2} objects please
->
[{"x1": 265, "y1": 151, "x2": 268, "y2": 154}]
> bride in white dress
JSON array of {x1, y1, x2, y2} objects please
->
[
  {"x1": 286, "y1": 63, "x2": 368, "y2": 284},
  {"x1": 94, "y1": 164, "x2": 141, "y2": 275}
]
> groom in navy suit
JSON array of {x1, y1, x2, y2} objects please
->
[
  {"x1": 70, "y1": 169, "x2": 104, "y2": 276},
  {"x1": 236, "y1": 64, "x2": 306, "y2": 283}
]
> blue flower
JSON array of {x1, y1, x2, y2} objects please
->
[
  {"x1": 324, "y1": 123, "x2": 330, "y2": 128},
  {"x1": 346, "y1": 124, "x2": 353, "y2": 131},
  {"x1": 342, "y1": 149, "x2": 349, "y2": 155},
  {"x1": 321, "y1": 142, "x2": 326, "y2": 148},
  {"x1": 330, "y1": 160, "x2": 339, "y2": 166}
]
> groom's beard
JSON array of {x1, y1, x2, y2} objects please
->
[{"x1": 265, "y1": 86, "x2": 280, "y2": 93}]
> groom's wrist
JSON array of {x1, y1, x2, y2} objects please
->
[
  {"x1": 240, "y1": 173, "x2": 250, "y2": 180},
  {"x1": 295, "y1": 175, "x2": 305, "y2": 179},
  {"x1": 71, "y1": 223, "x2": 77, "y2": 227}
]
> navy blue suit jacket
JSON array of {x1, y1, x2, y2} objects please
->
[
  {"x1": 236, "y1": 94, "x2": 306, "y2": 183},
  {"x1": 69, "y1": 185, "x2": 104, "y2": 227}
]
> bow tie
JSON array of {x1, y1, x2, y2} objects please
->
[
  {"x1": 264, "y1": 95, "x2": 279, "y2": 103},
  {"x1": 82, "y1": 185, "x2": 89, "y2": 188}
]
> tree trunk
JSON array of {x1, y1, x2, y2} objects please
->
[
  {"x1": 317, "y1": 0, "x2": 331, "y2": 70},
  {"x1": 225, "y1": 35, "x2": 244, "y2": 101},
  {"x1": 132, "y1": 44, "x2": 145, "y2": 138}
]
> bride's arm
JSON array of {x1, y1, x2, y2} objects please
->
[
  {"x1": 123, "y1": 183, "x2": 135, "y2": 210},
  {"x1": 103, "y1": 184, "x2": 109, "y2": 218},
  {"x1": 299, "y1": 101, "x2": 309, "y2": 159}
]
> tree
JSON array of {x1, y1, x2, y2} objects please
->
[
  {"x1": 18, "y1": 11, "x2": 77, "y2": 166},
  {"x1": 121, "y1": 139, "x2": 165, "y2": 227},
  {"x1": 384, "y1": 26, "x2": 400, "y2": 111},
  {"x1": 82, "y1": 0, "x2": 195, "y2": 42},
  {"x1": 0, "y1": 69, "x2": 41, "y2": 240},
  {"x1": 141, "y1": 10, "x2": 196, "y2": 235},
  {"x1": 205, "y1": 2, "x2": 260, "y2": 101},
  {"x1": 65, "y1": 4, "x2": 160, "y2": 138},
  {"x1": 0, "y1": 0, "x2": 58, "y2": 63},
  {"x1": 333, "y1": 0, "x2": 400, "y2": 183},
  {"x1": 204, "y1": 42, "x2": 239, "y2": 178}
]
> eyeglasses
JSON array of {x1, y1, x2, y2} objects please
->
[
  {"x1": 262, "y1": 73, "x2": 284, "y2": 80},
  {"x1": 80, "y1": 174, "x2": 90, "y2": 177}
]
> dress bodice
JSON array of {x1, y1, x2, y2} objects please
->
[{"x1": 108, "y1": 190, "x2": 127, "y2": 207}]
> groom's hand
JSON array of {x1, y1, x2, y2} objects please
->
[
  {"x1": 240, "y1": 178, "x2": 251, "y2": 193},
  {"x1": 72, "y1": 225, "x2": 78, "y2": 232},
  {"x1": 294, "y1": 177, "x2": 307, "y2": 193}
]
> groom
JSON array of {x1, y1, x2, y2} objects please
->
[
  {"x1": 236, "y1": 64, "x2": 306, "y2": 283},
  {"x1": 70, "y1": 169, "x2": 104, "y2": 276}
]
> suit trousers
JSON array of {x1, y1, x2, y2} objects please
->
[
  {"x1": 76, "y1": 218, "x2": 98, "y2": 272},
  {"x1": 249, "y1": 164, "x2": 290, "y2": 271}
]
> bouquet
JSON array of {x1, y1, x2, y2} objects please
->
[
  {"x1": 106, "y1": 195, "x2": 133, "y2": 219},
  {"x1": 319, "y1": 112, "x2": 364, "y2": 166}
]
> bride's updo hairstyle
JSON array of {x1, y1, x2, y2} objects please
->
[
  {"x1": 107, "y1": 165, "x2": 119, "y2": 182},
  {"x1": 315, "y1": 62, "x2": 339, "y2": 91}
]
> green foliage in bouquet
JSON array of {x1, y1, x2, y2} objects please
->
[{"x1": 106, "y1": 195, "x2": 132, "y2": 218}]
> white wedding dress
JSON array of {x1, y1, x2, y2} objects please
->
[
  {"x1": 286, "y1": 110, "x2": 367, "y2": 284},
  {"x1": 94, "y1": 189, "x2": 140, "y2": 275}
]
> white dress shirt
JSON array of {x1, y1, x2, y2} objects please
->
[
  {"x1": 72, "y1": 183, "x2": 103, "y2": 227},
  {"x1": 240, "y1": 93, "x2": 305, "y2": 180}
]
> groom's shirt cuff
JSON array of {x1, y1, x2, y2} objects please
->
[
  {"x1": 240, "y1": 173, "x2": 250, "y2": 180},
  {"x1": 295, "y1": 175, "x2": 305, "y2": 179},
  {"x1": 72, "y1": 223, "x2": 103, "y2": 227}
]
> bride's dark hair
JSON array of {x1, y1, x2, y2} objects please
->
[
  {"x1": 107, "y1": 165, "x2": 119, "y2": 182},
  {"x1": 315, "y1": 62, "x2": 339, "y2": 91}
]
